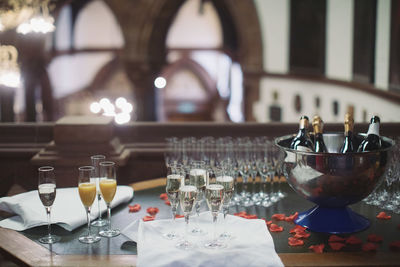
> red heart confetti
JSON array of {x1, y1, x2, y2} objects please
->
[
  {"x1": 164, "y1": 200, "x2": 171, "y2": 206},
  {"x1": 175, "y1": 214, "x2": 184, "y2": 218},
  {"x1": 367, "y1": 234, "x2": 383, "y2": 243},
  {"x1": 142, "y1": 215, "x2": 155, "y2": 222},
  {"x1": 309, "y1": 244, "x2": 324, "y2": 253},
  {"x1": 289, "y1": 225, "x2": 307, "y2": 234},
  {"x1": 329, "y1": 242, "x2": 346, "y2": 251},
  {"x1": 244, "y1": 214, "x2": 258, "y2": 219},
  {"x1": 146, "y1": 207, "x2": 159, "y2": 216},
  {"x1": 159, "y1": 193, "x2": 168, "y2": 200},
  {"x1": 346, "y1": 235, "x2": 362, "y2": 245},
  {"x1": 269, "y1": 224, "x2": 284, "y2": 232},
  {"x1": 362, "y1": 242, "x2": 378, "y2": 252},
  {"x1": 328, "y1": 235, "x2": 346, "y2": 243},
  {"x1": 285, "y1": 212, "x2": 299, "y2": 222},
  {"x1": 272, "y1": 213, "x2": 286, "y2": 221},
  {"x1": 389, "y1": 241, "x2": 400, "y2": 251},
  {"x1": 294, "y1": 231, "x2": 310, "y2": 239},
  {"x1": 288, "y1": 237, "x2": 304, "y2": 246},
  {"x1": 128, "y1": 204, "x2": 141, "y2": 213},
  {"x1": 376, "y1": 211, "x2": 391, "y2": 220}
]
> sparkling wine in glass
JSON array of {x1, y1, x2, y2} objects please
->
[
  {"x1": 216, "y1": 172, "x2": 234, "y2": 240},
  {"x1": 38, "y1": 166, "x2": 60, "y2": 244},
  {"x1": 176, "y1": 185, "x2": 198, "y2": 250},
  {"x1": 99, "y1": 161, "x2": 120, "y2": 238},
  {"x1": 164, "y1": 164, "x2": 184, "y2": 239},
  {"x1": 204, "y1": 183, "x2": 226, "y2": 249},
  {"x1": 91, "y1": 155, "x2": 108, "y2": 227},
  {"x1": 189, "y1": 161, "x2": 208, "y2": 235},
  {"x1": 78, "y1": 166, "x2": 101, "y2": 244}
]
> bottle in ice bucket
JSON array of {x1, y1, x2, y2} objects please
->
[
  {"x1": 312, "y1": 115, "x2": 327, "y2": 152},
  {"x1": 290, "y1": 115, "x2": 314, "y2": 152},
  {"x1": 340, "y1": 113, "x2": 355, "y2": 153},
  {"x1": 357, "y1": 116, "x2": 381, "y2": 152}
]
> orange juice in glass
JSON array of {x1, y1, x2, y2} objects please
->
[
  {"x1": 99, "y1": 179, "x2": 117, "y2": 203},
  {"x1": 79, "y1": 183, "x2": 97, "y2": 207},
  {"x1": 99, "y1": 161, "x2": 120, "y2": 238}
]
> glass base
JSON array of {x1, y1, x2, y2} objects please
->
[
  {"x1": 39, "y1": 234, "x2": 60, "y2": 244},
  {"x1": 78, "y1": 234, "x2": 101, "y2": 244},
  {"x1": 219, "y1": 232, "x2": 234, "y2": 240},
  {"x1": 190, "y1": 227, "x2": 207, "y2": 236},
  {"x1": 163, "y1": 231, "x2": 180, "y2": 240},
  {"x1": 91, "y1": 219, "x2": 108, "y2": 227},
  {"x1": 204, "y1": 239, "x2": 227, "y2": 249},
  {"x1": 99, "y1": 228, "x2": 120, "y2": 238},
  {"x1": 176, "y1": 240, "x2": 195, "y2": 250}
]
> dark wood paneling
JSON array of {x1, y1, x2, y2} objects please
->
[
  {"x1": 389, "y1": 0, "x2": 400, "y2": 92},
  {"x1": 353, "y1": 0, "x2": 377, "y2": 84},
  {"x1": 289, "y1": 0, "x2": 326, "y2": 76}
]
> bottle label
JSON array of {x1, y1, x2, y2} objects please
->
[
  {"x1": 367, "y1": 123, "x2": 380, "y2": 136},
  {"x1": 296, "y1": 146, "x2": 313, "y2": 152}
]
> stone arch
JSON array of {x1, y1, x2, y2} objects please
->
[{"x1": 105, "y1": 0, "x2": 263, "y2": 121}]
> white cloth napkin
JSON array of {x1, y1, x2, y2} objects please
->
[
  {"x1": 135, "y1": 212, "x2": 284, "y2": 267},
  {"x1": 0, "y1": 186, "x2": 133, "y2": 231}
]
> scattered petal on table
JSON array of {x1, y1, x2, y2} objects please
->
[
  {"x1": 289, "y1": 225, "x2": 307, "y2": 234},
  {"x1": 376, "y1": 211, "x2": 391, "y2": 220},
  {"x1": 146, "y1": 207, "x2": 160, "y2": 216},
  {"x1": 362, "y1": 242, "x2": 378, "y2": 252},
  {"x1": 269, "y1": 224, "x2": 284, "y2": 232},
  {"x1": 367, "y1": 234, "x2": 383, "y2": 243},
  {"x1": 272, "y1": 213, "x2": 286, "y2": 221},
  {"x1": 346, "y1": 235, "x2": 362, "y2": 245},
  {"x1": 309, "y1": 244, "x2": 324, "y2": 253},
  {"x1": 285, "y1": 212, "x2": 299, "y2": 222},
  {"x1": 328, "y1": 235, "x2": 346, "y2": 243},
  {"x1": 329, "y1": 242, "x2": 346, "y2": 251},
  {"x1": 142, "y1": 215, "x2": 155, "y2": 222},
  {"x1": 288, "y1": 237, "x2": 304, "y2": 246},
  {"x1": 128, "y1": 204, "x2": 141, "y2": 213},
  {"x1": 159, "y1": 193, "x2": 168, "y2": 200}
]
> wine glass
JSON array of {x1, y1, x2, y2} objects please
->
[
  {"x1": 176, "y1": 184, "x2": 198, "y2": 250},
  {"x1": 98, "y1": 161, "x2": 120, "y2": 238},
  {"x1": 204, "y1": 182, "x2": 226, "y2": 249},
  {"x1": 189, "y1": 160, "x2": 208, "y2": 235},
  {"x1": 91, "y1": 155, "x2": 108, "y2": 227},
  {"x1": 163, "y1": 163, "x2": 184, "y2": 240},
  {"x1": 78, "y1": 166, "x2": 101, "y2": 244},
  {"x1": 38, "y1": 166, "x2": 61, "y2": 244}
]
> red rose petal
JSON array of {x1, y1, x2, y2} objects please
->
[
  {"x1": 376, "y1": 211, "x2": 391, "y2": 220},
  {"x1": 289, "y1": 225, "x2": 307, "y2": 234},
  {"x1": 294, "y1": 231, "x2": 311, "y2": 239},
  {"x1": 175, "y1": 214, "x2": 184, "y2": 218},
  {"x1": 234, "y1": 211, "x2": 247, "y2": 217},
  {"x1": 164, "y1": 200, "x2": 171, "y2": 206},
  {"x1": 309, "y1": 244, "x2": 324, "y2": 253},
  {"x1": 142, "y1": 215, "x2": 155, "y2": 222},
  {"x1": 288, "y1": 237, "x2": 304, "y2": 246},
  {"x1": 329, "y1": 242, "x2": 346, "y2": 251},
  {"x1": 285, "y1": 212, "x2": 299, "y2": 222},
  {"x1": 269, "y1": 224, "x2": 284, "y2": 232},
  {"x1": 272, "y1": 213, "x2": 286, "y2": 221},
  {"x1": 328, "y1": 235, "x2": 346, "y2": 242},
  {"x1": 146, "y1": 207, "x2": 159, "y2": 216},
  {"x1": 244, "y1": 214, "x2": 258, "y2": 219},
  {"x1": 389, "y1": 241, "x2": 400, "y2": 251},
  {"x1": 266, "y1": 220, "x2": 272, "y2": 227},
  {"x1": 346, "y1": 235, "x2": 363, "y2": 245},
  {"x1": 367, "y1": 234, "x2": 383, "y2": 243},
  {"x1": 128, "y1": 204, "x2": 141, "y2": 213},
  {"x1": 362, "y1": 242, "x2": 378, "y2": 252},
  {"x1": 159, "y1": 193, "x2": 168, "y2": 200}
]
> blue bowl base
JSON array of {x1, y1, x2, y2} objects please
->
[{"x1": 294, "y1": 205, "x2": 370, "y2": 234}]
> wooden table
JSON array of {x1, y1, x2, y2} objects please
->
[{"x1": 1, "y1": 178, "x2": 400, "y2": 266}]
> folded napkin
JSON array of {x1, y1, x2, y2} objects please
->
[
  {"x1": 135, "y1": 212, "x2": 283, "y2": 267},
  {"x1": 0, "y1": 186, "x2": 133, "y2": 231}
]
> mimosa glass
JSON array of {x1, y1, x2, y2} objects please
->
[
  {"x1": 99, "y1": 161, "x2": 120, "y2": 237},
  {"x1": 78, "y1": 166, "x2": 101, "y2": 244}
]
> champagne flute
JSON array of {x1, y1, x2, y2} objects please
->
[
  {"x1": 78, "y1": 166, "x2": 101, "y2": 244},
  {"x1": 189, "y1": 160, "x2": 208, "y2": 235},
  {"x1": 99, "y1": 161, "x2": 120, "y2": 237},
  {"x1": 38, "y1": 166, "x2": 61, "y2": 244},
  {"x1": 176, "y1": 184, "x2": 198, "y2": 250},
  {"x1": 204, "y1": 182, "x2": 225, "y2": 249},
  {"x1": 91, "y1": 155, "x2": 108, "y2": 227},
  {"x1": 164, "y1": 164, "x2": 184, "y2": 239},
  {"x1": 215, "y1": 166, "x2": 235, "y2": 240}
]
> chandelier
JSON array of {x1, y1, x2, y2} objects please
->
[
  {"x1": 0, "y1": 44, "x2": 21, "y2": 88},
  {"x1": 0, "y1": 0, "x2": 55, "y2": 34}
]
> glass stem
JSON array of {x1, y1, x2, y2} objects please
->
[
  {"x1": 97, "y1": 193, "x2": 102, "y2": 220},
  {"x1": 213, "y1": 214, "x2": 217, "y2": 241},
  {"x1": 46, "y1": 206, "x2": 51, "y2": 238},
  {"x1": 223, "y1": 206, "x2": 228, "y2": 233},
  {"x1": 87, "y1": 207, "x2": 92, "y2": 236},
  {"x1": 172, "y1": 206, "x2": 177, "y2": 230},
  {"x1": 184, "y1": 214, "x2": 189, "y2": 242},
  {"x1": 107, "y1": 204, "x2": 112, "y2": 231}
]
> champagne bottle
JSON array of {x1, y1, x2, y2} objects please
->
[
  {"x1": 340, "y1": 113, "x2": 355, "y2": 153},
  {"x1": 290, "y1": 116, "x2": 314, "y2": 152},
  {"x1": 357, "y1": 116, "x2": 381, "y2": 152},
  {"x1": 312, "y1": 115, "x2": 327, "y2": 152}
]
